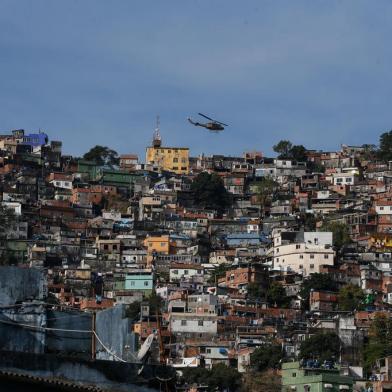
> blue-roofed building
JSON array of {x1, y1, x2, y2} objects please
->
[
  {"x1": 22, "y1": 132, "x2": 49, "y2": 147},
  {"x1": 226, "y1": 232, "x2": 269, "y2": 248}
]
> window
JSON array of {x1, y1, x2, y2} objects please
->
[
  {"x1": 206, "y1": 348, "x2": 211, "y2": 354},
  {"x1": 300, "y1": 255, "x2": 304, "y2": 259},
  {"x1": 130, "y1": 281, "x2": 135, "y2": 286},
  {"x1": 181, "y1": 167, "x2": 187, "y2": 170},
  {"x1": 184, "y1": 270, "x2": 189, "y2": 275},
  {"x1": 310, "y1": 254, "x2": 314, "y2": 259},
  {"x1": 181, "y1": 320, "x2": 187, "y2": 326},
  {"x1": 380, "y1": 207, "x2": 385, "y2": 211},
  {"x1": 276, "y1": 248, "x2": 279, "y2": 253},
  {"x1": 198, "y1": 320, "x2": 204, "y2": 326},
  {"x1": 173, "y1": 158, "x2": 178, "y2": 163},
  {"x1": 144, "y1": 281, "x2": 149, "y2": 286},
  {"x1": 104, "y1": 244, "x2": 109, "y2": 250},
  {"x1": 299, "y1": 265, "x2": 303, "y2": 269},
  {"x1": 310, "y1": 264, "x2": 314, "y2": 269},
  {"x1": 173, "y1": 166, "x2": 178, "y2": 170},
  {"x1": 324, "y1": 254, "x2": 329, "y2": 259},
  {"x1": 173, "y1": 270, "x2": 178, "y2": 275},
  {"x1": 160, "y1": 242, "x2": 166, "y2": 247},
  {"x1": 296, "y1": 244, "x2": 301, "y2": 249}
]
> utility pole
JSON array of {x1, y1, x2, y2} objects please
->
[
  {"x1": 156, "y1": 305, "x2": 165, "y2": 365},
  {"x1": 91, "y1": 311, "x2": 96, "y2": 360}
]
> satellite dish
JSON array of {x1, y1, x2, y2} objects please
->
[{"x1": 137, "y1": 333, "x2": 155, "y2": 361}]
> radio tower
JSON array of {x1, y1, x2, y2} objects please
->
[{"x1": 153, "y1": 115, "x2": 162, "y2": 147}]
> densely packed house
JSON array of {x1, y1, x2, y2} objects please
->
[{"x1": 3, "y1": 128, "x2": 392, "y2": 391}]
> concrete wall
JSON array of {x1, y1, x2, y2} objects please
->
[
  {"x1": 0, "y1": 304, "x2": 46, "y2": 354},
  {"x1": 0, "y1": 267, "x2": 46, "y2": 306},
  {"x1": 95, "y1": 304, "x2": 138, "y2": 362},
  {"x1": 45, "y1": 310, "x2": 92, "y2": 358}
]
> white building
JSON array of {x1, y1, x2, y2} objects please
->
[
  {"x1": 273, "y1": 230, "x2": 335, "y2": 276},
  {"x1": 169, "y1": 263, "x2": 204, "y2": 282},
  {"x1": 332, "y1": 172, "x2": 358, "y2": 186},
  {"x1": 169, "y1": 313, "x2": 218, "y2": 336},
  {"x1": 375, "y1": 199, "x2": 392, "y2": 215},
  {"x1": 49, "y1": 173, "x2": 73, "y2": 190},
  {"x1": 2, "y1": 201, "x2": 22, "y2": 215}
]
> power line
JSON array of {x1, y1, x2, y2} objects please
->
[{"x1": 0, "y1": 318, "x2": 132, "y2": 362}]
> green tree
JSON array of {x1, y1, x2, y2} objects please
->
[
  {"x1": 273, "y1": 140, "x2": 307, "y2": 161},
  {"x1": 290, "y1": 145, "x2": 307, "y2": 162},
  {"x1": 250, "y1": 344, "x2": 284, "y2": 372},
  {"x1": 378, "y1": 131, "x2": 392, "y2": 162},
  {"x1": 83, "y1": 145, "x2": 119, "y2": 167},
  {"x1": 191, "y1": 172, "x2": 230, "y2": 215},
  {"x1": 361, "y1": 144, "x2": 377, "y2": 161},
  {"x1": 182, "y1": 364, "x2": 242, "y2": 391},
  {"x1": 338, "y1": 284, "x2": 365, "y2": 311},
  {"x1": 207, "y1": 363, "x2": 242, "y2": 391},
  {"x1": 321, "y1": 221, "x2": 351, "y2": 250},
  {"x1": 273, "y1": 140, "x2": 293, "y2": 159},
  {"x1": 308, "y1": 161, "x2": 325, "y2": 173},
  {"x1": 207, "y1": 263, "x2": 227, "y2": 285},
  {"x1": 247, "y1": 282, "x2": 263, "y2": 300},
  {"x1": 147, "y1": 290, "x2": 163, "y2": 314},
  {"x1": 254, "y1": 177, "x2": 278, "y2": 217},
  {"x1": 363, "y1": 313, "x2": 392, "y2": 370},
  {"x1": 243, "y1": 370, "x2": 281, "y2": 392},
  {"x1": 125, "y1": 301, "x2": 142, "y2": 320},
  {"x1": 299, "y1": 332, "x2": 340, "y2": 362},
  {"x1": 266, "y1": 282, "x2": 290, "y2": 308},
  {"x1": 299, "y1": 273, "x2": 337, "y2": 309},
  {"x1": 299, "y1": 213, "x2": 316, "y2": 231},
  {"x1": 124, "y1": 290, "x2": 163, "y2": 320}
]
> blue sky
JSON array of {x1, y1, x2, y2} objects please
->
[{"x1": 1, "y1": 1, "x2": 392, "y2": 158}]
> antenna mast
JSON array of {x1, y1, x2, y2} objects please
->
[{"x1": 153, "y1": 115, "x2": 162, "y2": 147}]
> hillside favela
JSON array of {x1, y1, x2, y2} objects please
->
[{"x1": 2, "y1": 127, "x2": 392, "y2": 392}]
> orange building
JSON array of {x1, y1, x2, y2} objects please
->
[{"x1": 144, "y1": 235, "x2": 170, "y2": 266}]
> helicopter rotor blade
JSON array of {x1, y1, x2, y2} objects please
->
[
  {"x1": 198, "y1": 113, "x2": 228, "y2": 126},
  {"x1": 198, "y1": 113, "x2": 214, "y2": 121},
  {"x1": 215, "y1": 120, "x2": 228, "y2": 127}
]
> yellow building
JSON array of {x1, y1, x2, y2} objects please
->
[
  {"x1": 146, "y1": 146, "x2": 189, "y2": 174},
  {"x1": 145, "y1": 130, "x2": 189, "y2": 174},
  {"x1": 143, "y1": 235, "x2": 170, "y2": 266}
]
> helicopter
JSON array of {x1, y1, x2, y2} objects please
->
[{"x1": 188, "y1": 113, "x2": 228, "y2": 132}]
